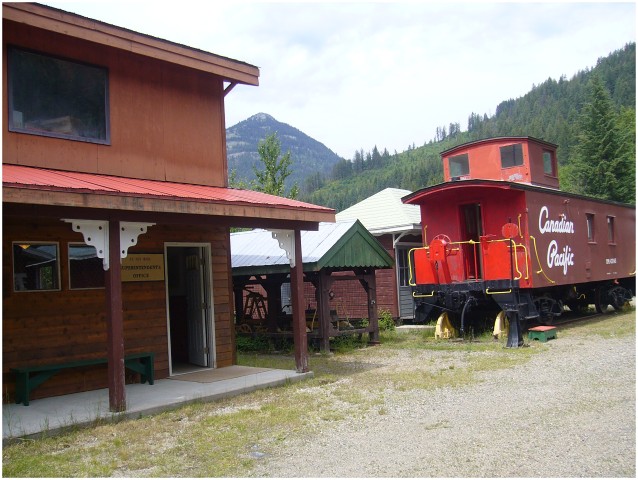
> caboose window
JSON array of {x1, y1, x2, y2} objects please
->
[
  {"x1": 8, "y1": 47, "x2": 110, "y2": 144},
  {"x1": 586, "y1": 214, "x2": 595, "y2": 242},
  {"x1": 607, "y1": 216, "x2": 615, "y2": 244},
  {"x1": 500, "y1": 143, "x2": 523, "y2": 168},
  {"x1": 449, "y1": 154, "x2": 469, "y2": 177},
  {"x1": 543, "y1": 151, "x2": 556, "y2": 176}
]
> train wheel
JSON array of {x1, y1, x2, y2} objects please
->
[
  {"x1": 594, "y1": 286, "x2": 611, "y2": 314},
  {"x1": 492, "y1": 311, "x2": 509, "y2": 343},
  {"x1": 435, "y1": 312, "x2": 457, "y2": 339}
]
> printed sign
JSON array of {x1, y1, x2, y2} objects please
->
[
  {"x1": 121, "y1": 254, "x2": 165, "y2": 282},
  {"x1": 538, "y1": 206, "x2": 575, "y2": 276}
]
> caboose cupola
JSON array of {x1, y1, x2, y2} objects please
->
[{"x1": 441, "y1": 136, "x2": 560, "y2": 189}]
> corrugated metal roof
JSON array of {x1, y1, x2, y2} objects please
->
[
  {"x1": 336, "y1": 188, "x2": 421, "y2": 234},
  {"x1": 231, "y1": 220, "x2": 394, "y2": 275},
  {"x1": 2, "y1": 164, "x2": 333, "y2": 213}
]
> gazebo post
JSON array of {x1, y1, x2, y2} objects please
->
[
  {"x1": 318, "y1": 270, "x2": 333, "y2": 353},
  {"x1": 290, "y1": 229, "x2": 308, "y2": 372}
]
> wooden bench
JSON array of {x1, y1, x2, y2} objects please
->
[{"x1": 11, "y1": 352, "x2": 154, "y2": 406}]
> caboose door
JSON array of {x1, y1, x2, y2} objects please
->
[{"x1": 460, "y1": 203, "x2": 484, "y2": 279}]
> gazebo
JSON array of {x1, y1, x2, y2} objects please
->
[{"x1": 231, "y1": 220, "x2": 394, "y2": 351}]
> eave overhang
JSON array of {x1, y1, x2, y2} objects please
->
[
  {"x1": 3, "y1": 2, "x2": 260, "y2": 86},
  {"x1": 3, "y1": 164, "x2": 335, "y2": 229}
]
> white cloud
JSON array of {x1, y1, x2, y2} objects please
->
[{"x1": 44, "y1": 1, "x2": 636, "y2": 158}]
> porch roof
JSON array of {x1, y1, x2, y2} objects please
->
[{"x1": 2, "y1": 164, "x2": 335, "y2": 228}]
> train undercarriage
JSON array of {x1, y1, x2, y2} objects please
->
[{"x1": 413, "y1": 278, "x2": 635, "y2": 347}]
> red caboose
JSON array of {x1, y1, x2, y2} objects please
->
[{"x1": 403, "y1": 137, "x2": 635, "y2": 346}]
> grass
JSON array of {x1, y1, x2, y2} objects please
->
[{"x1": 3, "y1": 310, "x2": 634, "y2": 477}]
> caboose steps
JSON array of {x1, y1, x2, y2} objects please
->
[{"x1": 528, "y1": 325, "x2": 557, "y2": 342}]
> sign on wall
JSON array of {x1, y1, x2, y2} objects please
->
[{"x1": 121, "y1": 254, "x2": 165, "y2": 282}]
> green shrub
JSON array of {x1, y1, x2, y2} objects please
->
[{"x1": 378, "y1": 309, "x2": 396, "y2": 331}]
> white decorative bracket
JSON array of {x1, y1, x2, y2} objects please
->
[
  {"x1": 63, "y1": 219, "x2": 110, "y2": 270},
  {"x1": 120, "y1": 222, "x2": 155, "y2": 259},
  {"x1": 62, "y1": 220, "x2": 155, "y2": 270},
  {"x1": 270, "y1": 229, "x2": 295, "y2": 268}
]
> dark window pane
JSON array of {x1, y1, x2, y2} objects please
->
[
  {"x1": 13, "y1": 243, "x2": 60, "y2": 291},
  {"x1": 543, "y1": 151, "x2": 555, "y2": 175},
  {"x1": 9, "y1": 47, "x2": 109, "y2": 143},
  {"x1": 500, "y1": 144, "x2": 523, "y2": 168},
  {"x1": 69, "y1": 244, "x2": 105, "y2": 289}
]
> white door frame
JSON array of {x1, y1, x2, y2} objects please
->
[{"x1": 164, "y1": 242, "x2": 216, "y2": 376}]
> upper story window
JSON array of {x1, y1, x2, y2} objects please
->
[
  {"x1": 13, "y1": 242, "x2": 60, "y2": 292},
  {"x1": 8, "y1": 47, "x2": 110, "y2": 144},
  {"x1": 500, "y1": 143, "x2": 523, "y2": 168},
  {"x1": 543, "y1": 150, "x2": 556, "y2": 176},
  {"x1": 449, "y1": 154, "x2": 469, "y2": 178}
]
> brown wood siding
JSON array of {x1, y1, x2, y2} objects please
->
[
  {"x1": 2, "y1": 20, "x2": 226, "y2": 187},
  {"x1": 2, "y1": 216, "x2": 234, "y2": 402}
]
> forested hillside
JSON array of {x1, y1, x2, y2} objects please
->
[{"x1": 301, "y1": 43, "x2": 635, "y2": 211}]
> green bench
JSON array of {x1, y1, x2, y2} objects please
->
[{"x1": 11, "y1": 352, "x2": 154, "y2": 406}]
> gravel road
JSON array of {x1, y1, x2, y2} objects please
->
[{"x1": 251, "y1": 320, "x2": 636, "y2": 478}]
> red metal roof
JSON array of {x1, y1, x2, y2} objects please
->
[{"x1": 2, "y1": 164, "x2": 334, "y2": 214}]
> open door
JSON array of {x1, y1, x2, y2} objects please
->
[
  {"x1": 166, "y1": 245, "x2": 214, "y2": 374},
  {"x1": 460, "y1": 203, "x2": 484, "y2": 279}
]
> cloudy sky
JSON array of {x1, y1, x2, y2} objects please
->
[{"x1": 44, "y1": 1, "x2": 635, "y2": 159}]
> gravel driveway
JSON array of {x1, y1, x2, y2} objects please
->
[{"x1": 251, "y1": 321, "x2": 635, "y2": 477}]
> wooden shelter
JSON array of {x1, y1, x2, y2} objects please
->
[
  {"x1": 231, "y1": 220, "x2": 394, "y2": 351},
  {"x1": 2, "y1": 3, "x2": 334, "y2": 411}
]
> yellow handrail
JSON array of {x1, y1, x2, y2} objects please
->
[
  {"x1": 413, "y1": 290, "x2": 435, "y2": 298},
  {"x1": 407, "y1": 246, "x2": 428, "y2": 287},
  {"x1": 486, "y1": 288, "x2": 512, "y2": 295},
  {"x1": 530, "y1": 235, "x2": 555, "y2": 284}
]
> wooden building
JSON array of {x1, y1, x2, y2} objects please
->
[
  {"x1": 231, "y1": 220, "x2": 394, "y2": 351},
  {"x1": 336, "y1": 188, "x2": 422, "y2": 322},
  {"x1": 2, "y1": 3, "x2": 334, "y2": 411}
]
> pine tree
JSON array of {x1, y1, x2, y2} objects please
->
[
  {"x1": 563, "y1": 74, "x2": 631, "y2": 202},
  {"x1": 253, "y1": 132, "x2": 298, "y2": 199}
]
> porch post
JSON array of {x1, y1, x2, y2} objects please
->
[
  {"x1": 105, "y1": 219, "x2": 126, "y2": 412},
  {"x1": 290, "y1": 229, "x2": 308, "y2": 372}
]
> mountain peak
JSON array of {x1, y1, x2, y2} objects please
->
[{"x1": 226, "y1": 113, "x2": 342, "y2": 190}]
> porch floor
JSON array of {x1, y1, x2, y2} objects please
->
[{"x1": 3, "y1": 366, "x2": 312, "y2": 442}]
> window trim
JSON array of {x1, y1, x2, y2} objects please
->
[
  {"x1": 7, "y1": 45, "x2": 111, "y2": 145},
  {"x1": 68, "y1": 242, "x2": 106, "y2": 290},
  {"x1": 449, "y1": 153, "x2": 470, "y2": 178},
  {"x1": 12, "y1": 241, "x2": 61, "y2": 293},
  {"x1": 586, "y1": 213, "x2": 596, "y2": 244},
  {"x1": 606, "y1": 216, "x2": 616, "y2": 245},
  {"x1": 542, "y1": 150, "x2": 557, "y2": 177},
  {"x1": 499, "y1": 143, "x2": 524, "y2": 169}
]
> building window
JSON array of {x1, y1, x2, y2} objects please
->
[
  {"x1": 8, "y1": 47, "x2": 110, "y2": 144},
  {"x1": 543, "y1": 151, "x2": 556, "y2": 176},
  {"x1": 586, "y1": 214, "x2": 595, "y2": 242},
  {"x1": 500, "y1": 143, "x2": 524, "y2": 168},
  {"x1": 69, "y1": 244, "x2": 105, "y2": 289},
  {"x1": 607, "y1": 216, "x2": 615, "y2": 244},
  {"x1": 396, "y1": 248, "x2": 410, "y2": 287},
  {"x1": 13, "y1": 242, "x2": 60, "y2": 292},
  {"x1": 449, "y1": 154, "x2": 469, "y2": 178}
]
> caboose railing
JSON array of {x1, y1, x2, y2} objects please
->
[{"x1": 409, "y1": 236, "x2": 530, "y2": 287}]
